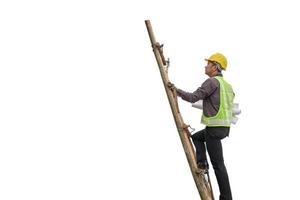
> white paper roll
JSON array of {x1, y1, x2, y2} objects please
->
[
  {"x1": 231, "y1": 116, "x2": 239, "y2": 124},
  {"x1": 191, "y1": 100, "x2": 203, "y2": 109},
  {"x1": 232, "y1": 103, "x2": 241, "y2": 115}
]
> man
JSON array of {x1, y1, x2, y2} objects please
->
[{"x1": 169, "y1": 53, "x2": 234, "y2": 200}]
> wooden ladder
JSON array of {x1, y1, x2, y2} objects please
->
[{"x1": 145, "y1": 20, "x2": 214, "y2": 200}]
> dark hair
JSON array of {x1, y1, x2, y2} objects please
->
[{"x1": 212, "y1": 61, "x2": 222, "y2": 72}]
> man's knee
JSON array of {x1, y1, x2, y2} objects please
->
[{"x1": 192, "y1": 130, "x2": 206, "y2": 142}]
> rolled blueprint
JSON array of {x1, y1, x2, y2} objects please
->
[
  {"x1": 192, "y1": 100, "x2": 203, "y2": 109},
  {"x1": 192, "y1": 100, "x2": 241, "y2": 115}
]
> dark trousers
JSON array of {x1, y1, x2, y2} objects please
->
[{"x1": 191, "y1": 126, "x2": 232, "y2": 200}]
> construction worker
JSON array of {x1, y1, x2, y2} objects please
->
[{"x1": 168, "y1": 53, "x2": 234, "y2": 200}]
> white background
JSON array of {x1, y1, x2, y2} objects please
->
[{"x1": 1, "y1": 0, "x2": 300, "y2": 199}]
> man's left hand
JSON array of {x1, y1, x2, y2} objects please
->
[{"x1": 167, "y1": 82, "x2": 176, "y2": 91}]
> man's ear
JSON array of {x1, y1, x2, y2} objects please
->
[{"x1": 212, "y1": 65, "x2": 218, "y2": 72}]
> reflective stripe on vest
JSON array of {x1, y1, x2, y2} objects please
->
[{"x1": 201, "y1": 76, "x2": 234, "y2": 127}]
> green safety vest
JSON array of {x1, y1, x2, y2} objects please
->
[{"x1": 201, "y1": 76, "x2": 234, "y2": 127}]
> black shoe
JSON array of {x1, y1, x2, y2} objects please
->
[
  {"x1": 195, "y1": 161, "x2": 209, "y2": 174},
  {"x1": 197, "y1": 161, "x2": 209, "y2": 170}
]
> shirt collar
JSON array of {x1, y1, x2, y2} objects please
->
[{"x1": 215, "y1": 72, "x2": 223, "y2": 77}]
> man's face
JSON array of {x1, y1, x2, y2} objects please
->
[{"x1": 205, "y1": 61, "x2": 216, "y2": 76}]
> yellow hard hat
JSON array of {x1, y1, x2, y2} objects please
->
[{"x1": 205, "y1": 53, "x2": 228, "y2": 70}]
